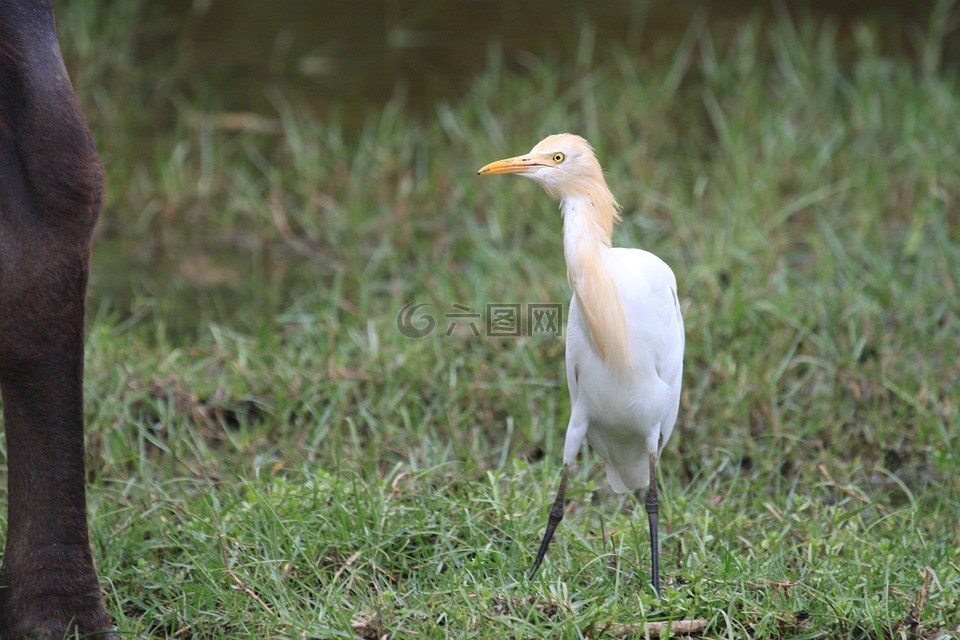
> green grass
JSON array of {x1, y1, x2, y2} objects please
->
[{"x1": 20, "y1": 1, "x2": 960, "y2": 637}]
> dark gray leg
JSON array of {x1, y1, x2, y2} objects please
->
[
  {"x1": 645, "y1": 452, "x2": 661, "y2": 597},
  {"x1": 529, "y1": 464, "x2": 570, "y2": 578}
]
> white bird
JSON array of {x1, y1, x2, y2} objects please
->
[{"x1": 478, "y1": 134, "x2": 684, "y2": 595}]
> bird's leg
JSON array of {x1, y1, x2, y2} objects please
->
[
  {"x1": 529, "y1": 464, "x2": 570, "y2": 579},
  {"x1": 645, "y1": 452, "x2": 661, "y2": 597}
]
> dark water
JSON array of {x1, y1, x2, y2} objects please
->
[
  {"x1": 159, "y1": 0, "x2": 937, "y2": 117},
  {"x1": 159, "y1": 1, "x2": 679, "y2": 117},
  {"x1": 91, "y1": 0, "x2": 943, "y2": 335}
]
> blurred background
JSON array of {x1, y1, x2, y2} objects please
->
[
  {"x1": 49, "y1": 3, "x2": 960, "y2": 633},
  {"x1": 76, "y1": 0, "x2": 957, "y2": 336},
  {"x1": 145, "y1": 1, "x2": 949, "y2": 115}
]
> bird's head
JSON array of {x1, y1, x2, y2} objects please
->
[{"x1": 477, "y1": 133, "x2": 609, "y2": 202}]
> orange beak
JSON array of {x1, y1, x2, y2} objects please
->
[{"x1": 477, "y1": 154, "x2": 546, "y2": 176}]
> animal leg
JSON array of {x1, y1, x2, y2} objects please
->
[
  {"x1": 645, "y1": 452, "x2": 661, "y2": 597},
  {"x1": 0, "y1": 1, "x2": 115, "y2": 637},
  {"x1": 529, "y1": 464, "x2": 570, "y2": 578}
]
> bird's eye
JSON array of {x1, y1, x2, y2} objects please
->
[{"x1": 553, "y1": 152, "x2": 565, "y2": 164}]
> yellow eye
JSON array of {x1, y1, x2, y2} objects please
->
[{"x1": 553, "y1": 152, "x2": 565, "y2": 164}]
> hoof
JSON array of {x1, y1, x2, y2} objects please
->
[
  {"x1": 2, "y1": 618, "x2": 117, "y2": 640},
  {"x1": 14, "y1": 627, "x2": 118, "y2": 640},
  {"x1": 0, "y1": 584, "x2": 116, "y2": 640}
]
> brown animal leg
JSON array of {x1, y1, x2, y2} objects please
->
[{"x1": 0, "y1": 1, "x2": 115, "y2": 638}]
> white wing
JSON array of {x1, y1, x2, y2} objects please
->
[
  {"x1": 562, "y1": 247, "x2": 684, "y2": 492},
  {"x1": 612, "y1": 247, "x2": 685, "y2": 453}
]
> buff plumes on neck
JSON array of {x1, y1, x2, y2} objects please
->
[
  {"x1": 477, "y1": 134, "x2": 632, "y2": 375},
  {"x1": 562, "y1": 178, "x2": 631, "y2": 377}
]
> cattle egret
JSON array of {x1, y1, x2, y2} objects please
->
[{"x1": 478, "y1": 134, "x2": 684, "y2": 595}]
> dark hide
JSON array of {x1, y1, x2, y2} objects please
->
[{"x1": 0, "y1": 1, "x2": 115, "y2": 637}]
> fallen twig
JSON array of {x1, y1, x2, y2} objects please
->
[
  {"x1": 901, "y1": 565, "x2": 933, "y2": 636},
  {"x1": 601, "y1": 618, "x2": 709, "y2": 638},
  {"x1": 333, "y1": 550, "x2": 362, "y2": 581},
  {"x1": 746, "y1": 578, "x2": 796, "y2": 592},
  {"x1": 218, "y1": 533, "x2": 280, "y2": 619},
  {"x1": 914, "y1": 565, "x2": 932, "y2": 622},
  {"x1": 817, "y1": 464, "x2": 886, "y2": 510}
]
